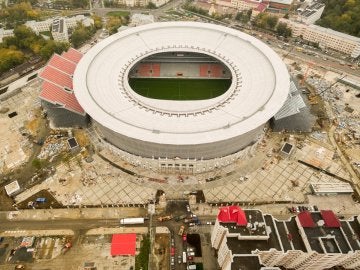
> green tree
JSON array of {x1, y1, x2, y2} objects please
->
[
  {"x1": 316, "y1": 0, "x2": 360, "y2": 37},
  {"x1": 91, "y1": 14, "x2": 103, "y2": 30},
  {"x1": 0, "y1": 48, "x2": 25, "y2": 72},
  {"x1": 276, "y1": 22, "x2": 292, "y2": 37},
  {"x1": 235, "y1": 9, "x2": 252, "y2": 23},
  {"x1": 147, "y1": 1, "x2": 156, "y2": 9},
  {"x1": 71, "y1": 23, "x2": 95, "y2": 48},
  {"x1": 32, "y1": 158, "x2": 42, "y2": 170},
  {"x1": 253, "y1": 13, "x2": 278, "y2": 30}
]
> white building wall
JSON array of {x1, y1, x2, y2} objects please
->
[
  {"x1": 340, "y1": 250, "x2": 360, "y2": 269},
  {"x1": 218, "y1": 238, "x2": 231, "y2": 268},
  {"x1": 230, "y1": 0, "x2": 259, "y2": 10},
  {"x1": 298, "y1": 5, "x2": 325, "y2": 25},
  {"x1": 52, "y1": 19, "x2": 69, "y2": 42},
  {"x1": 0, "y1": 28, "x2": 14, "y2": 42},
  {"x1": 25, "y1": 19, "x2": 52, "y2": 34},
  {"x1": 211, "y1": 220, "x2": 228, "y2": 249},
  {"x1": 280, "y1": 19, "x2": 360, "y2": 58}
]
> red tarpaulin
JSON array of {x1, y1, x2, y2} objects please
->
[
  {"x1": 217, "y1": 206, "x2": 247, "y2": 226},
  {"x1": 298, "y1": 211, "x2": 315, "y2": 228},
  {"x1": 321, "y1": 210, "x2": 341, "y2": 228},
  {"x1": 111, "y1": 234, "x2": 136, "y2": 256}
]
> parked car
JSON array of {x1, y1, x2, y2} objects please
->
[{"x1": 182, "y1": 234, "x2": 187, "y2": 241}]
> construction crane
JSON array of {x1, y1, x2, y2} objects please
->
[{"x1": 301, "y1": 61, "x2": 315, "y2": 85}]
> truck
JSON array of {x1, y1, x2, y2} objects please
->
[
  {"x1": 157, "y1": 215, "x2": 172, "y2": 222},
  {"x1": 182, "y1": 251, "x2": 187, "y2": 263},
  {"x1": 120, "y1": 218, "x2": 145, "y2": 225}
]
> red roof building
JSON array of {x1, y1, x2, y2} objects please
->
[
  {"x1": 39, "y1": 65, "x2": 73, "y2": 90},
  {"x1": 39, "y1": 48, "x2": 85, "y2": 116},
  {"x1": 61, "y1": 48, "x2": 83, "y2": 64},
  {"x1": 40, "y1": 81, "x2": 85, "y2": 115},
  {"x1": 298, "y1": 211, "x2": 315, "y2": 228},
  {"x1": 217, "y1": 206, "x2": 247, "y2": 226},
  {"x1": 321, "y1": 210, "x2": 341, "y2": 228},
  {"x1": 48, "y1": 54, "x2": 77, "y2": 75},
  {"x1": 111, "y1": 234, "x2": 137, "y2": 256}
]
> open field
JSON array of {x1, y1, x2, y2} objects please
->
[{"x1": 129, "y1": 78, "x2": 231, "y2": 100}]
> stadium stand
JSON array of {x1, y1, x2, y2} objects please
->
[
  {"x1": 200, "y1": 64, "x2": 209, "y2": 77},
  {"x1": 152, "y1": 63, "x2": 160, "y2": 77},
  {"x1": 40, "y1": 81, "x2": 84, "y2": 114},
  {"x1": 138, "y1": 63, "x2": 152, "y2": 77},
  {"x1": 38, "y1": 48, "x2": 88, "y2": 127},
  {"x1": 61, "y1": 48, "x2": 83, "y2": 64},
  {"x1": 47, "y1": 54, "x2": 77, "y2": 75},
  {"x1": 39, "y1": 65, "x2": 73, "y2": 90}
]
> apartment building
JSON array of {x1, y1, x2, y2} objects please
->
[
  {"x1": 229, "y1": 0, "x2": 268, "y2": 12},
  {"x1": 0, "y1": 28, "x2": 14, "y2": 42},
  {"x1": 297, "y1": 1, "x2": 325, "y2": 25},
  {"x1": 280, "y1": 19, "x2": 360, "y2": 58},
  {"x1": 211, "y1": 206, "x2": 360, "y2": 270},
  {"x1": 25, "y1": 15, "x2": 94, "y2": 39},
  {"x1": 116, "y1": 0, "x2": 169, "y2": 7},
  {"x1": 52, "y1": 18, "x2": 68, "y2": 42}
]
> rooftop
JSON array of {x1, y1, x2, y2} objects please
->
[
  {"x1": 220, "y1": 209, "x2": 267, "y2": 237},
  {"x1": 39, "y1": 48, "x2": 85, "y2": 115},
  {"x1": 111, "y1": 234, "x2": 136, "y2": 256},
  {"x1": 73, "y1": 22, "x2": 290, "y2": 146},
  {"x1": 231, "y1": 255, "x2": 262, "y2": 270}
]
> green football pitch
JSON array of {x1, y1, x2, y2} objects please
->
[{"x1": 128, "y1": 78, "x2": 231, "y2": 100}]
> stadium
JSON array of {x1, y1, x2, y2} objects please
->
[{"x1": 70, "y1": 22, "x2": 290, "y2": 165}]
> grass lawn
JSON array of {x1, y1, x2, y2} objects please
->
[
  {"x1": 129, "y1": 78, "x2": 231, "y2": 100},
  {"x1": 106, "y1": 11, "x2": 130, "y2": 17}
]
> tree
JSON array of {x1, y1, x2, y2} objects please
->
[
  {"x1": 106, "y1": 16, "x2": 122, "y2": 34},
  {"x1": 235, "y1": 9, "x2": 252, "y2": 23},
  {"x1": 267, "y1": 15, "x2": 279, "y2": 30},
  {"x1": 32, "y1": 158, "x2": 42, "y2": 170},
  {"x1": 71, "y1": 23, "x2": 95, "y2": 48},
  {"x1": 276, "y1": 22, "x2": 292, "y2": 38},
  {"x1": 0, "y1": 48, "x2": 24, "y2": 72},
  {"x1": 253, "y1": 13, "x2": 279, "y2": 30},
  {"x1": 147, "y1": 1, "x2": 156, "y2": 9},
  {"x1": 316, "y1": 0, "x2": 360, "y2": 37},
  {"x1": 91, "y1": 15, "x2": 103, "y2": 30}
]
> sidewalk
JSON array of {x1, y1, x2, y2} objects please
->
[{"x1": 4, "y1": 207, "x2": 148, "y2": 221}]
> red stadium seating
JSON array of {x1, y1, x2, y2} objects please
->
[
  {"x1": 199, "y1": 64, "x2": 209, "y2": 77},
  {"x1": 152, "y1": 63, "x2": 161, "y2": 77}
]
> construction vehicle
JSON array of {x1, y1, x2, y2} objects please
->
[
  {"x1": 61, "y1": 242, "x2": 72, "y2": 254},
  {"x1": 178, "y1": 225, "x2": 185, "y2": 236},
  {"x1": 157, "y1": 215, "x2": 172, "y2": 222}
]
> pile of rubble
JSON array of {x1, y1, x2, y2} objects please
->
[{"x1": 37, "y1": 135, "x2": 68, "y2": 160}]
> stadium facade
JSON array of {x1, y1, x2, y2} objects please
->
[{"x1": 72, "y1": 22, "x2": 290, "y2": 162}]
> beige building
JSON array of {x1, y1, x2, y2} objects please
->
[
  {"x1": 229, "y1": 0, "x2": 268, "y2": 12},
  {"x1": 24, "y1": 15, "x2": 94, "y2": 42},
  {"x1": 117, "y1": 0, "x2": 169, "y2": 7},
  {"x1": 211, "y1": 206, "x2": 360, "y2": 270},
  {"x1": 280, "y1": 19, "x2": 360, "y2": 58}
]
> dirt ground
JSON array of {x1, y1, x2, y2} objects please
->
[
  {"x1": 153, "y1": 233, "x2": 170, "y2": 270},
  {"x1": 16, "y1": 189, "x2": 63, "y2": 209}
]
